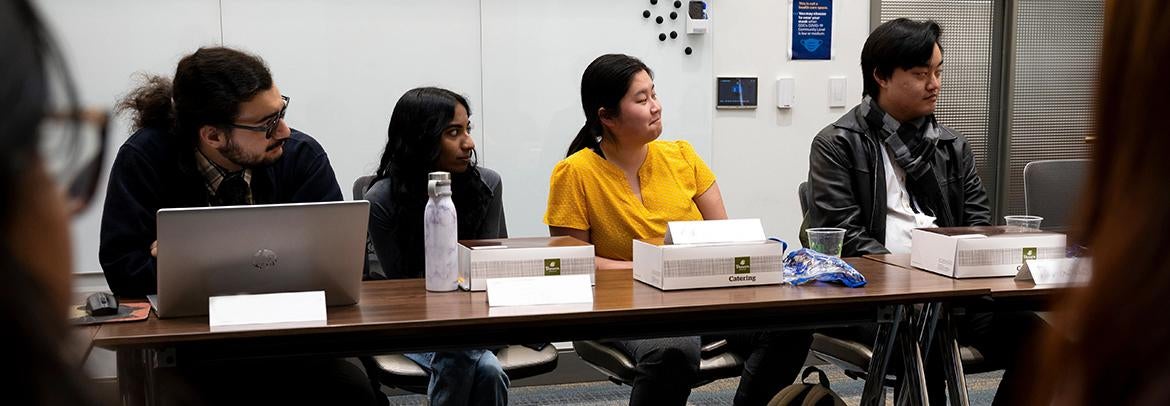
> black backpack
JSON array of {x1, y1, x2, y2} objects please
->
[{"x1": 768, "y1": 366, "x2": 848, "y2": 406}]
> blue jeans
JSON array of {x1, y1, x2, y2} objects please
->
[{"x1": 405, "y1": 350, "x2": 509, "y2": 406}]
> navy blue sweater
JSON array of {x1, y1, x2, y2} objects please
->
[{"x1": 98, "y1": 127, "x2": 343, "y2": 296}]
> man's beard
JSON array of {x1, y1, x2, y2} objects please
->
[{"x1": 219, "y1": 137, "x2": 282, "y2": 168}]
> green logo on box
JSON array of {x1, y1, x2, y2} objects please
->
[
  {"x1": 544, "y1": 259, "x2": 561, "y2": 276},
  {"x1": 1022, "y1": 247, "x2": 1037, "y2": 262},
  {"x1": 734, "y1": 257, "x2": 751, "y2": 274}
]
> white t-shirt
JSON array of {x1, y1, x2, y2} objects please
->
[{"x1": 881, "y1": 145, "x2": 938, "y2": 254}]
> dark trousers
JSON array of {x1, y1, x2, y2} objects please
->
[
  {"x1": 612, "y1": 329, "x2": 815, "y2": 406},
  {"x1": 155, "y1": 357, "x2": 378, "y2": 405},
  {"x1": 838, "y1": 310, "x2": 1045, "y2": 406}
]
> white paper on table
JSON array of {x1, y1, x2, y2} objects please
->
[
  {"x1": 665, "y1": 218, "x2": 766, "y2": 245},
  {"x1": 486, "y1": 274, "x2": 593, "y2": 307},
  {"x1": 1016, "y1": 257, "x2": 1091, "y2": 286},
  {"x1": 209, "y1": 290, "x2": 327, "y2": 332}
]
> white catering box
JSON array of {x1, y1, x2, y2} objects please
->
[
  {"x1": 910, "y1": 226, "x2": 1067, "y2": 279},
  {"x1": 632, "y1": 238, "x2": 785, "y2": 290},
  {"x1": 458, "y1": 236, "x2": 595, "y2": 291}
]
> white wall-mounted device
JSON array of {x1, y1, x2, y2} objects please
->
[
  {"x1": 776, "y1": 77, "x2": 795, "y2": 109},
  {"x1": 686, "y1": 1, "x2": 709, "y2": 34}
]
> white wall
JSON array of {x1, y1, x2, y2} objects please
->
[
  {"x1": 712, "y1": 0, "x2": 870, "y2": 245},
  {"x1": 35, "y1": 0, "x2": 874, "y2": 381},
  {"x1": 481, "y1": 0, "x2": 713, "y2": 239},
  {"x1": 33, "y1": 0, "x2": 222, "y2": 291},
  {"x1": 35, "y1": 1, "x2": 874, "y2": 288}
]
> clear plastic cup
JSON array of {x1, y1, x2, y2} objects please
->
[
  {"x1": 806, "y1": 227, "x2": 846, "y2": 257},
  {"x1": 1004, "y1": 215, "x2": 1043, "y2": 230}
]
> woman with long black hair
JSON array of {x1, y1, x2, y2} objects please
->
[{"x1": 366, "y1": 87, "x2": 509, "y2": 405}]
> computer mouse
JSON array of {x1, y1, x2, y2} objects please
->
[{"x1": 85, "y1": 292, "x2": 119, "y2": 317}]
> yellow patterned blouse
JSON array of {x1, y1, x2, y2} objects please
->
[{"x1": 544, "y1": 140, "x2": 717, "y2": 260}]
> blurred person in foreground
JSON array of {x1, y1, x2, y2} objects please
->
[
  {"x1": 1, "y1": 0, "x2": 104, "y2": 403},
  {"x1": 1031, "y1": 1, "x2": 1170, "y2": 405}
]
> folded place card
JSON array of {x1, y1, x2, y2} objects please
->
[
  {"x1": 487, "y1": 302, "x2": 595, "y2": 317},
  {"x1": 1015, "y1": 258, "x2": 1091, "y2": 286},
  {"x1": 209, "y1": 290, "x2": 327, "y2": 332},
  {"x1": 486, "y1": 274, "x2": 593, "y2": 307},
  {"x1": 664, "y1": 219, "x2": 766, "y2": 245}
]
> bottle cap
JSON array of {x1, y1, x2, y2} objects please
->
[{"x1": 428, "y1": 171, "x2": 451, "y2": 182}]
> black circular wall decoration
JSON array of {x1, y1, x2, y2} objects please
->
[{"x1": 634, "y1": 0, "x2": 694, "y2": 56}]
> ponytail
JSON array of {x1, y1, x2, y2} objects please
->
[
  {"x1": 116, "y1": 74, "x2": 174, "y2": 132},
  {"x1": 569, "y1": 54, "x2": 652, "y2": 159},
  {"x1": 567, "y1": 122, "x2": 603, "y2": 157}
]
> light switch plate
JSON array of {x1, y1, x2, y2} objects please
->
[{"x1": 829, "y1": 77, "x2": 847, "y2": 107}]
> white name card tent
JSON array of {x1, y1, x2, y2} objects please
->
[
  {"x1": 664, "y1": 219, "x2": 767, "y2": 245},
  {"x1": 1015, "y1": 258, "x2": 1092, "y2": 286},
  {"x1": 486, "y1": 274, "x2": 593, "y2": 307},
  {"x1": 209, "y1": 290, "x2": 327, "y2": 332}
]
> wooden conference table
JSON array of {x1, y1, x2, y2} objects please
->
[
  {"x1": 95, "y1": 258, "x2": 992, "y2": 406},
  {"x1": 864, "y1": 253, "x2": 1066, "y2": 314}
]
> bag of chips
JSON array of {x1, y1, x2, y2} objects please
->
[{"x1": 782, "y1": 248, "x2": 867, "y2": 288}]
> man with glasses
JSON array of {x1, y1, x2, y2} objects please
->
[
  {"x1": 99, "y1": 47, "x2": 377, "y2": 405},
  {"x1": 101, "y1": 48, "x2": 341, "y2": 296}
]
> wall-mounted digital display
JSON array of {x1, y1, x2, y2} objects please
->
[{"x1": 716, "y1": 77, "x2": 758, "y2": 109}]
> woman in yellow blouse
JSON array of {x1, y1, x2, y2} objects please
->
[{"x1": 545, "y1": 54, "x2": 812, "y2": 406}]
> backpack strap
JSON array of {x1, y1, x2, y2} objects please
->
[{"x1": 801, "y1": 366, "x2": 832, "y2": 388}]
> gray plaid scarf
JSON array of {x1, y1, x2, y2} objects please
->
[{"x1": 860, "y1": 96, "x2": 954, "y2": 226}]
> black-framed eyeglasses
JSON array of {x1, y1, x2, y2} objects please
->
[
  {"x1": 38, "y1": 109, "x2": 110, "y2": 211},
  {"x1": 229, "y1": 95, "x2": 289, "y2": 139}
]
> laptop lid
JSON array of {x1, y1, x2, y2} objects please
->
[{"x1": 154, "y1": 201, "x2": 369, "y2": 318}]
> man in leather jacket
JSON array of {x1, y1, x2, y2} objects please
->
[
  {"x1": 800, "y1": 24, "x2": 991, "y2": 255},
  {"x1": 801, "y1": 19, "x2": 1039, "y2": 405}
]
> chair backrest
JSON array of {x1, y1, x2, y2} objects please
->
[
  {"x1": 353, "y1": 175, "x2": 375, "y2": 200},
  {"x1": 798, "y1": 181, "x2": 811, "y2": 215},
  {"x1": 352, "y1": 175, "x2": 382, "y2": 279},
  {"x1": 1023, "y1": 159, "x2": 1089, "y2": 232}
]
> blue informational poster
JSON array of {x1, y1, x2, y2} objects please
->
[{"x1": 791, "y1": 0, "x2": 833, "y2": 60}]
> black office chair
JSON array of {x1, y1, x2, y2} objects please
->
[
  {"x1": 1023, "y1": 159, "x2": 1089, "y2": 232},
  {"x1": 353, "y1": 175, "x2": 382, "y2": 278},
  {"x1": 573, "y1": 339, "x2": 745, "y2": 389},
  {"x1": 798, "y1": 181, "x2": 811, "y2": 214},
  {"x1": 797, "y1": 181, "x2": 997, "y2": 386},
  {"x1": 364, "y1": 346, "x2": 559, "y2": 394},
  {"x1": 352, "y1": 175, "x2": 561, "y2": 395}
]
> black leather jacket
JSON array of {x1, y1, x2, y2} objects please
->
[{"x1": 800, "y1": 104, "x2": 992, "y2": 256}]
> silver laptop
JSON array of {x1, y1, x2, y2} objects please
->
[{"x1": 150, "y1": 201, "x2": 369, "y2": 318}]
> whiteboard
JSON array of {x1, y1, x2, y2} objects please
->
[
  {"x1": 221, "y1": 0, "x2": 484, "y2": 198},
  {"x1": 34, "y1": 0, "x2": 222, "y2": 278},
  {"x1": 39, "y1": 0, "x2": 714, "y2": 276},
  {"x1": 481, "y1": 0, "x2": 714, "y2": 237}
]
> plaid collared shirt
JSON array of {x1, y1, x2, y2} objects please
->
[{"x1": 194, "y1": 151, "x2": 254, "y2": 205}]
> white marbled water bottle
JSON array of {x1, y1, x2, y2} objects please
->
[{"x1": 424, "y1": 171, "x2": 459, "y2": 292}]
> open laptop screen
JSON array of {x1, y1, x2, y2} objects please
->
[{"x1": 153, "y1": 200, "x2": 368, "y2": 318}]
